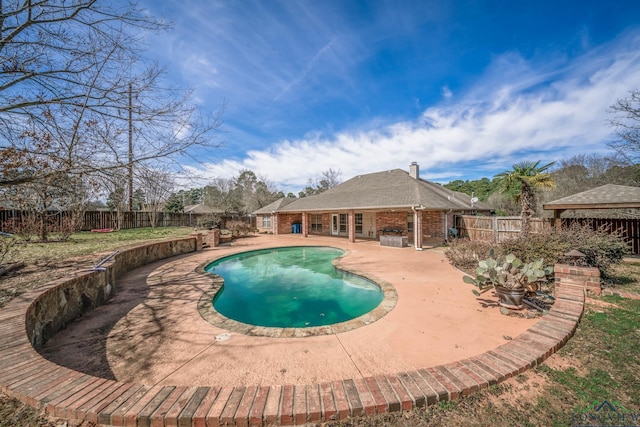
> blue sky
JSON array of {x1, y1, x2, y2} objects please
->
[{"x1": 140, "y1": 0, "x2": 640, "y2": 193}]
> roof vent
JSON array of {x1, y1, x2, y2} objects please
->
[{"x1": 409, "y1": 162, "x2": 419, "y2": 179}]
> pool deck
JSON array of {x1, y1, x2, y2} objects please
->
[{"x1": 2, "y1": 234, "x2": 585, "y2": 426}]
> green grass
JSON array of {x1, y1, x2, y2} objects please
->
[
  {"x1": 4, "y1": 226, "x2": 194, "y2": 265},
  {"x1": 323, "y1": 296, "x2": 640, "y2": 427}
]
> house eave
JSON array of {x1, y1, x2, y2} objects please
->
[{"x1": 543, "y1": 202, "x2": 640, "y2": 210}]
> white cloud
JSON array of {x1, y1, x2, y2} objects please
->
[
  {"x1": 441, "y1": 85, "x2": 453, "y2": 99},
  {"x1": 186, "y1": 32, "x2": 640, "y2": 192}
]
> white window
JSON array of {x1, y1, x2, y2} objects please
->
[
  {"x1": 311, "y1": 214, "x2": 323, "y2": 232},
  {"x1": 262, "y1": 215, "x2": 271, "y2": 228},
  {"x1": 339, "y1": 214, "x2": 347, "y2": 233},
  {"x1": 407, "y1": 213, "x2": 414, "y2": 233},
  {"x1": 355, "y1": 213, "x2": 363, "y2": 234}
]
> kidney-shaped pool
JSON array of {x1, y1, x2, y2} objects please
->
[{"x1": 205, "y1": 246, "x2": 384, "y2": 328}]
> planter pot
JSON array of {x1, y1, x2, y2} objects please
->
[{"x1": 495, "y1": 286, "x2": 525, "y2": 310}]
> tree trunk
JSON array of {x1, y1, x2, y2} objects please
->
[
  {"x1": 520, "y1": 183, "x2": 532, "y2": 237},
  {"x1": 39, "y1": 210, "x2": 48, "y2": 242}
]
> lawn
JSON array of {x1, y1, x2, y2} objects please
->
[
  {"x1": 0, "y1": 230, "x2": 639, "y2": 427},
  {"x1": 322, "y1": 294, "x2": 640, "y2": 427},
  {"x1": 0, "y1": 227, "x2": 194, "y2": 308},
  {"x1": 3, "y1": 226, "x2": 195, "y2": 265}
]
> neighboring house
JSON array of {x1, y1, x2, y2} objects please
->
[
  {"x1": 254, "y1": 162, "x2": 491, "y2": 249},
  {"x1": 183, "y1": 204, "x2": 226, "y2": 214}
]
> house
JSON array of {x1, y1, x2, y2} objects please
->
[
  {"x1": 183, "y1": 204, "x2": 225, "y2": 214},
  {"x1": 254, "y1": 163, "x2": 491, "y2": 249}
]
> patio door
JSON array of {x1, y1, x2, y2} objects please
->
[{"x1": 331, "y1": 214, "x2": 339, "y2": 235}]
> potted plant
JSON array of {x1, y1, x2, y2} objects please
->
[{"x1": 463, "y1": 249, "x2": 553, "y2": 310}]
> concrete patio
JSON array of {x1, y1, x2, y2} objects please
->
[{"x1": 41, "y1": 234, "x2": 539, "y2": 388}]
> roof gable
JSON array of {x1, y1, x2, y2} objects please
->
[
  {"x1": 183, "y1": 204, "x2": 225, "y2": 214},
  {"x1": 543, "y1": 184, "x2": 640, "y2": 209},
  {"x1": 253, "y1": 197, "x2": 298, "y2": 214}
]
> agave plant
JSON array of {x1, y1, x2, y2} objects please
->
[{"x1": 463, "y1": 249, "x2": 553, "y2": 297}]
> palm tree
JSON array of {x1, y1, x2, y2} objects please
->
[{"x1": 494, "y1": 161, "x2": 556, "y2": 236}]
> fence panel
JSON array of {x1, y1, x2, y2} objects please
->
[
  {"x1": 561, "y1": 217, "x2": 640, "y2": 255},
  {"x1": 455, "y1": 215, "x2": 551, "y2": 243},
  {"x1": 455, "y1": 215, "x2": 640, "y2": 254},
  {"x1": 0, "y1": 210, "x2": 255, "y2": 233}
]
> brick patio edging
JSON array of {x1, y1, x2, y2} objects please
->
[{"x1": 0, "y1": 240, "x2": 585, "y2": 427}]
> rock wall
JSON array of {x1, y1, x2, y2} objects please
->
[{"x1": 25, "y1": 237, "x2": 197, "y2": 348}]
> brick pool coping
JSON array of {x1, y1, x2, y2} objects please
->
[{"x1": 0, "y1": 239, "x2": 585, "y2": 427}]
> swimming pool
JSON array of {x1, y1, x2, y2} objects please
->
[{"x1": 205, "y1": 246, "x2": 384, "y2": 328}]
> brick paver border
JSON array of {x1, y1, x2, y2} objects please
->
[{"x1": 0, "y1": 240, "x2": 584, "y2": 427}]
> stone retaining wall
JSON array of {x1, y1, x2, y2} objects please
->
[
  {"x1": 0, "y1": 240, "x2": 586, "y2": 427},
  {"x1": 26, "y1": 237, "x2": 197, "y2": 348}
]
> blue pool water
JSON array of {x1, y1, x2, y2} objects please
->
[{"x1": 205, "y1": 246, "x2": 383, "y2": 328}]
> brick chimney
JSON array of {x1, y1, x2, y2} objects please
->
[{"x1": 409, "y1": 162, "x2": 419, "y2": 179}]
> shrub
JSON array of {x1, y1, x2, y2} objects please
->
[
  {"x1": 226, "y1": 220, "x2": 253, "y2": 237},
  {"x1": 197, "y1": 214, "x2": 222, "y2": 230},
  {"x1": 444, "y1": 238, "x2": 497, "y2": 274},
  {"x1": 448, "y1": 223, "x2": 629, "y2": 282},
  {"x1": 500, "y1": 230, "x2": 571, "y2": 265},
  {"x1": 501, "y1": 223, "x2": 628, "y2": 280}
]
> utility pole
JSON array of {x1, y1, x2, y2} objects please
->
[{"x1": 128, "y1": 83, "x2": 134, "y2": 212}]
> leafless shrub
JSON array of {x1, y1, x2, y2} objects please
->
[{"x1": 226, "y1": 220, "x2": 253, "y2": 237}]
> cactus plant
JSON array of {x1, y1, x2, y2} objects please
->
[{"x1": 463, "y1": 249, "x2": 553, "y2": 298}]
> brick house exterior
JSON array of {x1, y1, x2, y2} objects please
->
[{"x1": 254, "y1": 163, "x2": 491, "y2": 249}]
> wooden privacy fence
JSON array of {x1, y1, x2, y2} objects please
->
[
  {"x1": 454, "y1": 215, "x2": 550, "y2": 243},
  {"x1": 561, "y1": 217, "x2": 640, "y2": 255},
  {"x1": 454, "y1": 215, "x2": 640, "y2": 254},
  {"x1": 0, "y1": 210, "x2": 254, "y2": 232}
]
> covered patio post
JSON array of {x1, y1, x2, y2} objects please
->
[
  {"x1": 302, "y1": 212, "x2": 309, "y2": 237},
  {"x1": 413, "y1": 209, "x2": 423, "y2": 250},
  {"x1": 348, "y1": 210, "x2": 356, "y2": 242}
]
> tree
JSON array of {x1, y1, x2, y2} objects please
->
[
  {"x1": 540, "y1": 154, "x2": 640, "y2": 218},
  {"x1": 132, "y1": 189, "x2": 145, "y2": 211},
  {"x1": 298, "y1": 169, "x2": 342, "y2": 197},
  {"x1": 203, "y1": 178, "x2": 237, "y2": 213},
  {"x1": 164, "y1": 193, "x2": 184, "y2": 213},
  {"x1": 444, "y1": 177, "x2": 496, "y2": 201},
  {"x1": 608, "y1": 89, "x2": 640, "y2": 165},
  {"x1": 0, "y1": 0, "x2": 224, "y2": 194},
  {"x1": 137, "y1": 168, "x2": 174, "y2": 227},
  {"x1": 0, "y1": 171, "x2": 90, "y2": 241},
  {"x1": 103, "y1": 171, "x2": 128, "y2": 230},
  {"x1": 321, "y1": 168, "x2": 342, "y2": 189},
  {"x1": 197, "y1": 170, "x2": 281, "y2": 214},
  {"x1": 494, "y1": 161, "x2": 556, "y2": 236}
]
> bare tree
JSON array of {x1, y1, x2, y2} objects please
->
[
  {"x1": 102, "y1": 170, "x2": 128, "y2": 230},
  {"x1": 540, "y1": 153, "x2": 640, "y2": 218},
  {"x1": 299, "y1": 168, "x2": 343, "y2": 197},
  {"x1": 608, "y1": 89, "x2": 640, "y2": 165},
  {"x1": 203, "y1": 178, "x2": 236, "y2": 213},
  {"x1": 137, "y1": 168, "x2": 175, "y2": 228},
  {"x1": 321, "y1": 168, "x2": 343, "y2": 188},
  {"x1": 0, "y1": 170, "x2": 92, "y2": 241},
  {"x1": 0, "y1": 1, "x2": 224, "y2": 189},
  {"x1": 201, "y1": 171, "x2": 281, "y2": 214}
]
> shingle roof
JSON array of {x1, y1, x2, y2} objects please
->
[
  {"x1": 183, "y1": 204, "x2": 225, "y2": 214},
  {"x1": 267, "y1": 169, "x2": 490, "y2": 213},
  {"x1": 253, "y1": 197, "x2": 298, "y2": 214},
  {"x1": 543, "y1": 184, "x2": 640, "y2": 210}
]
